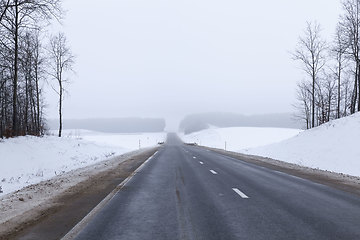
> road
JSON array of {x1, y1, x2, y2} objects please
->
[{"x1": 74, "y1": 133, "x2": 360, "y2": 240}]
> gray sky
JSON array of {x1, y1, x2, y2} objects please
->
[{"x1": 45, "y1": 0, "x2": 341, "y2": 130}]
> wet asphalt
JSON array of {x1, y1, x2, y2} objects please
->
[{"x1": 75, "y1": 133, "x2": 360, "y2": 240}]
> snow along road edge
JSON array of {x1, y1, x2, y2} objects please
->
[{"x1": 61, "y1": 150, "x2": 159, "y2": 240}]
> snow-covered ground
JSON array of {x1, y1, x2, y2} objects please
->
[
  {"x1": 180, "y1": 127, "x2": 302, "y2": 151},
  {"x1": 181, "y1": 113, "x2": 360, "y2": 177},
  {"x1": 0, "y1": 130, "x2": 166, "y2": 196},
  {"x1": 244, "y1": 113, "x2": 360, "y2": 177},
  {"x1": 56, "y1": 129, "x2": 166, "y2": 150}
]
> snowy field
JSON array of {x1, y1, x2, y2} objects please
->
[
  {"x1": 0, "y1": 130, "x2": 166, "y2": 196},
  {"x1": 180, "y1": 127, "x2": 302, "y2": 151},
  {"x1": 181, "y1": 113, "x2": 360, "y2": 177}
]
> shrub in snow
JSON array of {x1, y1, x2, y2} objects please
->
[{"x1": 36, "y1": 169, "x2": 43, "y2": 177}]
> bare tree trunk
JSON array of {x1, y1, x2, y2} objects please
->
[
  {"x1": 33, "y1": 32, "x2": 42, "y2": 135},
  {"x1": 12, "y1": 0, "x2": 19, "y2": 136},
  {"x1": 344, "y1": 79, "x2": 350, "y2": 116},
  {"x1": 35, "y1": 65, "x2": 40, "y2": 134},
  {"x1": 328, "y1": 92, "x2": 332, "y2": 122},
  {"x1": 332, "y1": 25, "x2": 347, "y2": 119},
  {"x1": 25, "y1": 74, "x2": 29, "y2": 134},
  {"x1": 352, "y1": 64, "x2": 358, "y2": 114},
  {"x1": 58, "y1": 81, "x2": 62, "y2": 137},
  {"x1": 358, "y1": 62, "x2": 360, "y2": 111},
  {"x1": 312, "y1": 71, "x2": 315, "y2": 128},
  {"x1": 337, "y1": 65, "x2": 341, "y2": 118}
]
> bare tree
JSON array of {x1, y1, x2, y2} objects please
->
[
  {"x1": 19, "y1": 30, "x2": 45, "y2": 135},
  {"x1": 339, "y1": 0, "x2": 360, "y2": 113},
  {"x1": 48, "y1": 33, "x2": 74, "y2": 137},
  {"x1": 294, "y1": 81, "x2": 312, "y2": 129},
  {"x1": 331, "y1": 25, "x2": 349, "y2": 119},
  {"x1": 322, "y1": 75, "x2": 337, "y2": 122},
  {"x1": 32, "y1": 31, "x2": 44, "y2": 134},
  {"x1": 0, "y1": 0, "x2": 62, "y2": 136},
  {"x1": 293, "y1": 22, "x2": 327, "y2": 128},
  {"x1": 342, "y1": 74, "x2": 353, "y2": 116},
  {"x1": 0, "y1": 0, "x2": 65, "y2": 138}
]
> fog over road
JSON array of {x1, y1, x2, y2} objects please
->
[{"x1": 75, "y1": 134, "x2": 360, "y2": 240}]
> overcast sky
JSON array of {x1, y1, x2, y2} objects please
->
[{"x1": 45, "y1": 0, "x2": 341, "y2": 129}]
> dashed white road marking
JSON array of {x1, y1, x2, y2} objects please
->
[
  {"x1": 210, "y1": 170, "x2": 218, "y2": 175},
  {"x1": 193, "y1": 156, "x2": 197, "y2": 159},
  {"x1": 199, "y1": 161, "x2": 204, "y2": 165},
  {"x1": 232, "y1": 188, "x2": 249, "y2": 199}
]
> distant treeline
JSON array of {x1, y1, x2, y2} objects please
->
[
  {"x1": 179, "y1": 112, "x2": 302, "y2": 134},
  {"x1": 47, "y1": 118, "x2": 166, "y2": 133}
]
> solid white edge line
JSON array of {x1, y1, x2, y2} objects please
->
[
  {"x1": 61, "y1": 150, "x2": 159, "y2": 240},
  {"x1": 232, "y1": 188, "x2": 249, "y2": 199},
  {"x1": 210, "y1": 170, "x2": 218, "y2": 175},
  {"x1": 134, "y1": 151, "x2": 157, "y2": 173}
]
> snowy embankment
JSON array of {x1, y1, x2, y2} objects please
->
[
  {"x1": 181, "y1": 113, "x2": 360, "y2": 177},
  {"x1": 244, "y1": 113, "x2": 360, "y2": 177},
  {"x1": 0, "y1": 130, "x2": 166, "y2": 196},
  {"x1": 180, "y1": 127, "x2": 302, "y2": 151}
]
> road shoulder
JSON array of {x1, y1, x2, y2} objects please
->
[{"x1": 0, "y1": 147, "x2": 158, "y2": 240}]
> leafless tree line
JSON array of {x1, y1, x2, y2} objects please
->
[
  {"x1": 0, "y1": 0, "x2": 73, "y2": 138},
  {"x1": 293, "y1": 0, "x2": 360, "y2": 129}
]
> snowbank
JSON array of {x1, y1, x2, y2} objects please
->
[
  {"x1": 180, "y1": 127, "x2": 302, "y2": 151},
  {"x1": 244, "y1": 113, "x2": 360, "y2": 176},
  {"x1": 56, "y1": 129, "x2": 166, "y2": 150},
  {"x1": 181, "y1": 113, "x2": 360, "y2": 177},
  {"x1": 0, "y1": 131, "x2": 166, "y2": 196}
]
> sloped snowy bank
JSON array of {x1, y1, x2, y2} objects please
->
[
  {"x1": 181, "y1": 113, "x2": 360, "y2": 177},
  {"x1": 244, "y1": 113, "x2": 360, "y2": 176},
  {"x1": 0, "y1": 131, "x2": 166, "y2": 196}
]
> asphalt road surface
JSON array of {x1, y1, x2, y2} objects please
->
[{"x1": 74, "y1": 133, "x2": 360, "y2": 240}]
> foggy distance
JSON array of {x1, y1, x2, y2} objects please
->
[{"x1": 45, "y1": 0, "x2": 341, "y2": 130}]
